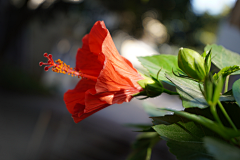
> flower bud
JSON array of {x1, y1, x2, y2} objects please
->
[
  {"x1": 135, "y1": 76, "x2": 164, "y2": 98},
  {"x1": 202, "y1": 73, "x2": 223, "y2": 106},
  {"x1": 178, "y1": 48, "x2": 206, "y2": 81},
  {"x1": 202, "y1": 49, "x2": 212, "y2": 74}
]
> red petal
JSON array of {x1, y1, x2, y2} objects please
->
[
  {"x1": 100, "y1": 32, "x2": 143, "y2": 88},
  {"x1": 121, "y1": 56, "x2": 139, "y2": 75},
  {"x1": 89, "y1": 21, "x2": 123, "y2": 64},
  {"x1": 113, "y1": 55, "x2": 143, "y2": 90},
  {"x1": 63, "y1": 78, "x2": 96, "y2": 115},
  {"x1": 88, "y1": 21, "x2": 143, "y2": 93},
  {"x1": 84, "y1": 88, "x2": 113, "y2": 113},
  {"x1": 72, "y1": 103, "x2": 109, "y2": 123},
  {"x1": 88, "y1": 21, "x2": 108, "y2": 54},
  {"x1": 76, "y1": 34, "x2": 104, "y2": 77},
  {"x1": 112, "y1": 90, "x2": 133, "y2": 104},
  {"x1": 96, "y1": 60, "x2": 133, "y2": 92},
  {"x1": 96, "y1": 59, "x2": 143, "y2": 92}
]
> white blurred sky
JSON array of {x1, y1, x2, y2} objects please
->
[{"x1": 191, "y1": 0, "x2": 237, "y2": 15}]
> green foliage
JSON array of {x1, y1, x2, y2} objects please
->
[
  {"x1": 127, "y1": 132, "x2": 160, "y2": 160},
  {"x1": 203, "y1": 49, "x2": 212, "y2": 75},
  {"x1": 136, "y1": 76, "x2": 164, "y2": 98},
  {"x1": 142, "y1": 102, "x2": 170, "y2": 117},
  {"x1": 125, "y1": 124, "x2": 155, "y2": 132},
  {"x1": 150, "y1": 106, "x2": 240, "y2": 159},
  {"x1": 233, "y1": 79, "x2": 240, "y2": 107},
  {"x1": 152, "y1": 107, "x2": 214, "y2": 126},
  {"x1": 178, "y1": 48, "x2": 207, "y2": 81},
  {"x1": 213, "y1": 65, "x2": 240, "y2": 81},
  {"x1": 133, "y1": 44, "x2": 240, "y2": 160},
  {"x1": 166, "y1": 72, "x2": 208, "y2": 109},
  {"x1": 204, "y1": 137, "x2": 240, "y2": 160},
  {"x1": 152, "y1": 115, "x2": 215, "y2": 160},
  {"x1": 204, "y1": 44, "x2": 240, "y2": 75},
  {"x1": 138, "y1": 55, "x2": 181, "y2": 85},
  {"x1": 166, "y1": 139, "x2": 214, "y2": 160},
  {"x1": 203, "y1": 73, "x2": 223, "y2": 106},
  {"x1": 166, "y1": 73, "x2": 234, "y2": 109},
  {"x1": 162, "y1": 108, "x2": 240, "y2": 140}
]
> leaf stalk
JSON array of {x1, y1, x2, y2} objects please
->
[
  {"x1": 217, "y1": 100, "x2": 237, "y2": 131},
  {"x1": 224, "y1": 75, "x2": 230, "y2": 93},
  {"x1": 210, "y1": 104, "x2": 223, "y2": 127},
  {"x1": 163, "y1": 89, "x2": 179, "y2": 95}
]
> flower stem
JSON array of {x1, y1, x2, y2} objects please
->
[
  {"x1": 163, "y1": 89, "x2": 179, "y2": 95},
  {"x1": 224, "y1": 75, "x2": 230, "y2": 93},
  {"x1": 217, "y1": 100, "x2": 237, "y2": 131},
  {"x1": 210, "y1": 104, "x2": 223, "y2": 126}
]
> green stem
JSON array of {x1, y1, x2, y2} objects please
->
[
  {"x1": 224, "y1": 75, "x2": 230, "y2": 93},
  {"x1": 210, "y1": 104, "x2": 223, "y2": 126},
  {"x1": 163, "y1": 89, "x2": 179, "y2": 95},
  {"x1": 217, "y1": 100, "x2": 237, "y2": 131}
]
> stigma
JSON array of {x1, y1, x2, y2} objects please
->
[{"x1": 39, "y1": 53, "x2": 98, "y2": 81}]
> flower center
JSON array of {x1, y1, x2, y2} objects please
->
[{"x1": 39, "y1": 53, "x2": 98, "y2": 81}]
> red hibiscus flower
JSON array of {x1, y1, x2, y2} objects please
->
[{"x1": 40, "y1": 21, "x2": 144, "y2": 123}]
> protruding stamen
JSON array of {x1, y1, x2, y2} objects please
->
[
  {"x1": 39, "y1": 53, "x2": 98, "y2": 81},
  {"x1": 44, "y1": 66, "x2": 49, "y2": 71}
]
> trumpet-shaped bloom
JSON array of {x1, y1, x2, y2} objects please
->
[
  {"x1": 62, "y1": 21, "x2": 143, "y2": 122},
  {"x1": 39, "y1": 21, "x2": 143, "y2": 122}
]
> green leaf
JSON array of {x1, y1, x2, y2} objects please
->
[
  {"x1": 202, "y1": 50, "x2": 207, "y2": 58},
  {"x1": 152, "y1": 114, "x2": 186, "y2": 126},
  {"x1": 204, "y1": 137, "x2": 240, "y2": 160},
  {"x1": 138, "y1": 55, "x2": 181, "y2": 85},
  {"x1": 152, "y1": 107, "x2": 213, "y2": 126},
  {"x1": 166, "y1": 73, "x2": 208, "y2": 108},
  {"x1": 213, "y1": 65, "x2": 240, "y2": 81},
  {"x1": 127, "y1": 132, "x2": 160, "y2": 160},
  {"x1": 212, "y1": 75, "x2": 223, "y2": 106},
  {"x1": 142, "y1": 102, "x2": 170, "y2": 117},
  {"x1": 166, "y1": 139, "x2": 214, "y2": 160},
  {"x1": 162, "y1": 108, "x2": 240, "y2": 139},
  {"x1": 219, "y1": 94, "x2": 235, "y2": 102},
  {"x1": 232, "y1": 79, "x2": 240, "y2": 107},
  {"x1": 223, "y1": 89, "x2": 233, "y2": 96},
  {"x1": 153, "y1": 121, "x2": 207, "y2": 142},
  {"x1": 166, "y1": 73, "x2": 235, "y2": 109},
  {"x1": 153, "y1": 121, "x2": 214, "y2": 160},
  {"x1": 204, "y1": 49, "x2": 212, "y2": 74},
  {"x1": 125, "y1": 124, "x2": 155, "y2": 132},
  {"x1": 152, "y1": 108, "x2": 216, "y2": 160},
  {"x1": 204, "y1": 44, "x2": 240, "y2": 75}
]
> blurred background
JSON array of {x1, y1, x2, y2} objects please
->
[{"x1": 0, "y1": 0, "x2": 240, "y2": 159}]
